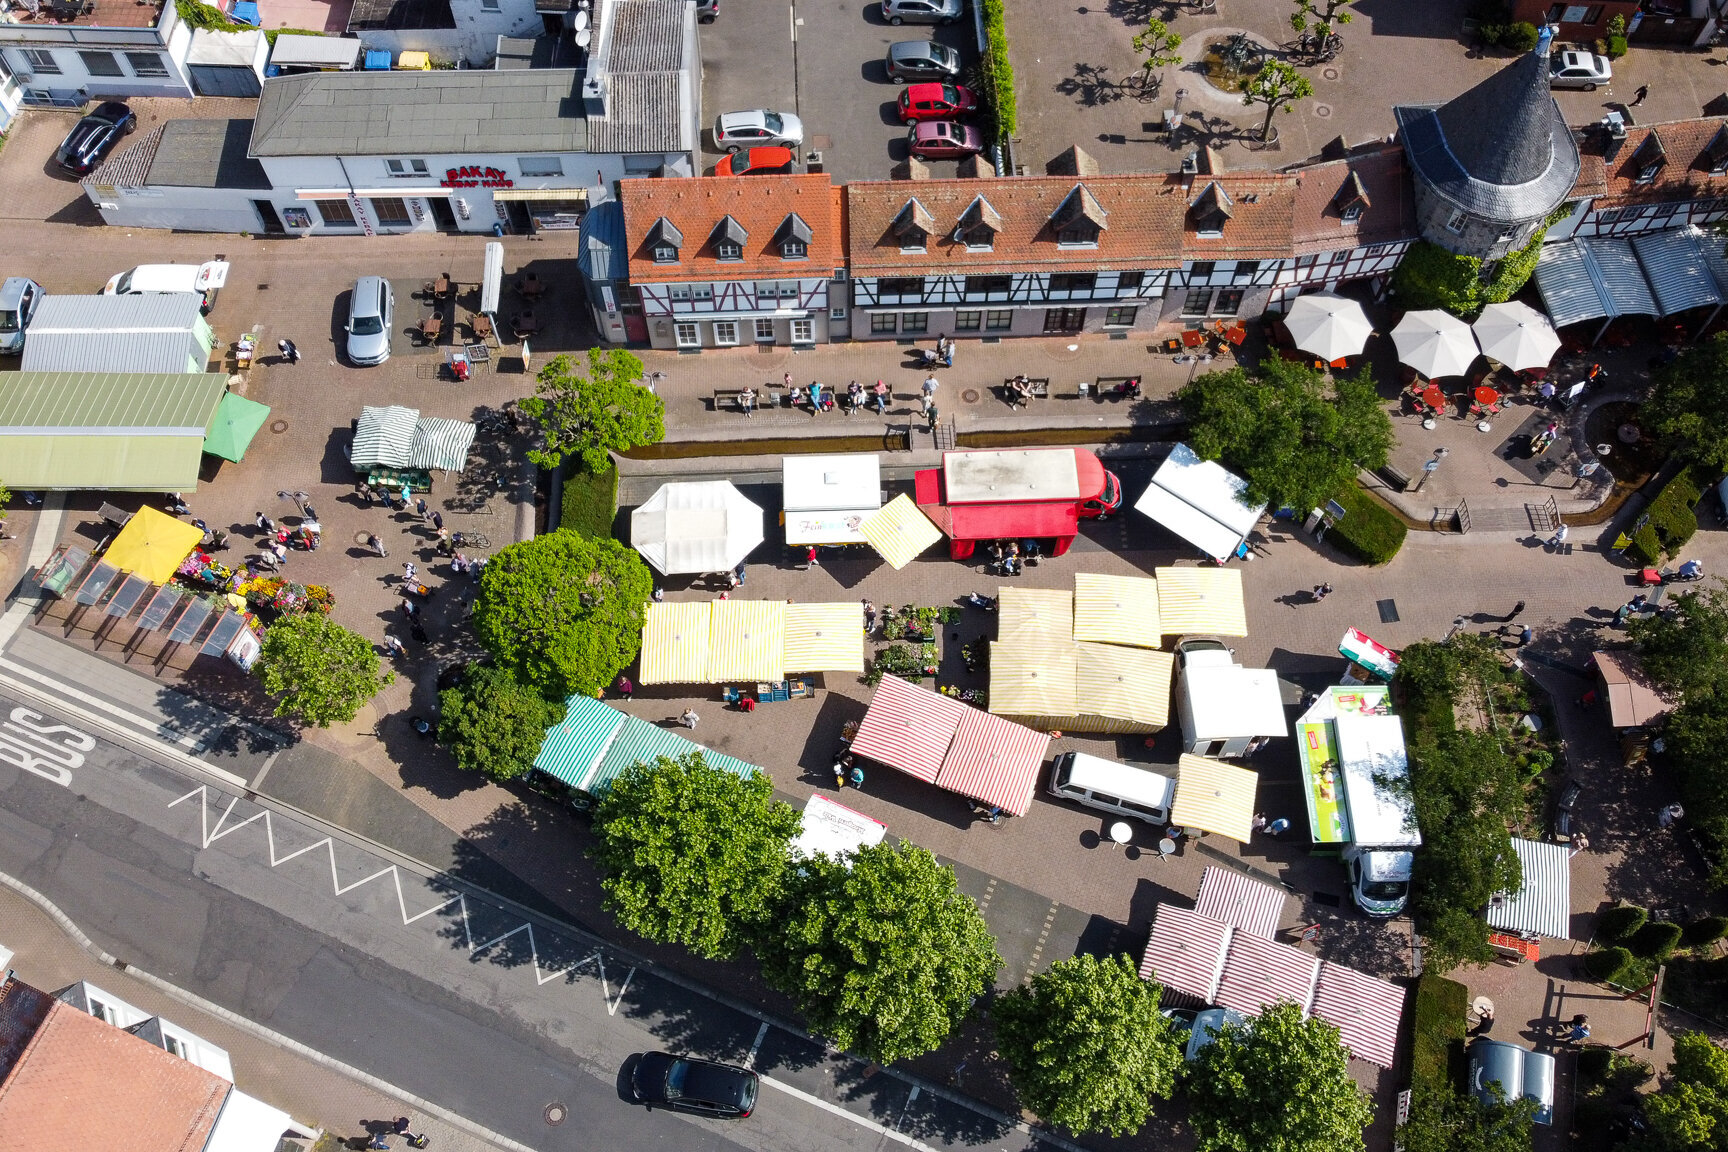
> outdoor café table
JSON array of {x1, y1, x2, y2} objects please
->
[
  {"x1": 1421, "y1": 384, "x2": 1445, "y2": 411},
  {"x1": 1474, "y1": 386, "x2": 1500, "y2": 407}
]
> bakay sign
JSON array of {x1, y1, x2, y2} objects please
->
[{"x1": 442, "y1": 165, "x2": 515, "y2": 189}]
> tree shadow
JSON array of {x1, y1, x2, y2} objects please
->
[{"x1": 1055, "y1": 62, "x2": 1136, "y2": 108}]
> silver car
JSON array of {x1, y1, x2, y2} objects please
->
[
  {"x1": 344, "y1": 275, "x2": 394, "y2": 366},
  {"x1": 886, "y1": 40, "x2": 961, "y2": 84},
  {"x1": 0, "y1": 276, "x2": 44, "y2": 355},
  {"x1": 881, "y1": 0, "x2": 963, "y2": 25},
  {"x1": 1549, "y1": 50, "x2": 1611, "y2": 91},
  {"x1": 713, "y1": 109, "x2": 804, "y2": 154}
]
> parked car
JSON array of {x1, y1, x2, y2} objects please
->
[
  {"x1": 881, "y1": 0, "x2": 963, "y2": 25},
  {"x1": 1161, "y1": 1007, "x2": 1248, "y2": 1062},
  {"x1": 54, "y1": 101, "x2": 136, "y2": 176},
  {"x1": 713, "y1": 109, "x2": 804, "y2": 154},
  {"x1": 715, "y1": 145, "x2": 795, "y2": 177},
  {"x1": 886, "y1": 40, "x2": 962, "y2": 84},
  {"x1": 692, "y1": 0, "x2": 717, "y2": 21},
  {"x1": 1549, "y1": 50, "x2": 1611, "y2": 91},
  {"x1": 1468, "y1": 1038, "x2": 1555, "y2": 1125},
  {"x1": 344, "y1": 275, "x2": 394, "y2": 367},
  {"x1": 0, "y1": 276, "x2": 45, "y2": 355},
  {"x1": 101, "y1": 261, "x2": 228, "y2": 315},
  {"x1": 906, "y1": 119, "x2": 983, "y2": 159},
  {"x1": 630, "y1": 1052, "x2": 759, "y2": 1119},
  {"x1": 898, "y1": 82, "x2": 978, "y2": 123}
]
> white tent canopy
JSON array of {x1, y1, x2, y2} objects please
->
[
  {"x1": 1472, "y1": 301, "x2": 1561, "y2": 372},
  {"x1": 1134, "y1": 443, "x2": 1267, "y2": 560},
  {"x1": 1283, "y1": 292, "x2": 1373, "y2": 361},
  {"x1": 783, "y1": 454, "x2": 882, "y2": 545},
  {"x1": 1487, "y1": 838, "x2": 1572, "y2": 940},
  {"x1": 631, "y1": 481, "x2": 764, "y2": 575},
  {"x1": 1392, "y1": 309, "x2": 1479, "y2": 378},
  {"x1": 792, "y1": 793, "x2": 887, "y2": 861}
]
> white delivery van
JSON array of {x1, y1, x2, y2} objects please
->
[
  {"x1": 1048, "y1": 751, "x2": 1175, "y2": 824},
  {"x1": 102, "y1": 260, "x2": 229, "y2": 314}
]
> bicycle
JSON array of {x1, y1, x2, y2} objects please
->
[{"x1": 640, "y1": 370, "x2": 667, "y2": 394}]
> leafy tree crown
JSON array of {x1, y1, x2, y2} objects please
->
[
  {"x1": 520, "y1": 347, "x2": 664, "y2": 473},
  {"x1": 255, "y1": 613, "x2": 393, "y2": 728}
]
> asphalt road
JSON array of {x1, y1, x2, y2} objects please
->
[{"x1": 0, "y1": 690, "x2": 1066, "y2": 1152}]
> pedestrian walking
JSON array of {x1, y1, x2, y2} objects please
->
[
  {"x1": 873, "y1": 379, "x2": 890, "y2": 415},
  {"x1": 357, "y1": 482, "x2": 374, "y2": 507},
  {"x1": 919, "y1": 392, "x2": 934, "y2": 417},
  {"x1": 806, "y1": 545, "x2": 820, "y2": 568},
  {"x1": 1569, "y1": 831, "x2": 1590, "y2": 857},
  {"x1": 368, "y1": 533, "x2": 387, "y2": 557},
  {"x1": 392, "y1": 1117, "x2": 429, "y2": 1149},
  {"x1": 1504, "y1": 600, "x2": 1526, "y2": 622},
  {"x1": 1468, "y1": 1005, "x2": 1495, "y2": 1037},
  {"x1": 652, "y1": 587, "x2": 665, "y2": 602},
  {"x1": 1565, "y1": 1016, "x2": 1591, "y2": 1043},
  {"x1": 209, "y1": 528, "x2": 230, "y2": 551},
  {"x1": 402, "y1": 561, "x2": 418, "y2": 583},
  {"x1": 922, "y1": 373, "x2": 939, "y2": 399},
  {"x1": 680, "y1": 708, "x2": 699, "y2": 729},
  {"x1": 278, "y1": 338, "x2": 300, "y2": 365},
  {"x1": 383, "y1": 635, "x2": 407, "y2": 658},
  {"x1": 1547, "y1": 523, "x2": 1569, "y2": 548},
  {"x1": 1312, "y1": 583, "x2": 1333, "y2": 602},
  {"x1": 925, "y1": 401, "x2": 939, "y2": 432},
  {"x1": 734, "y1": 560, "x2": 747, "y2": 586},
  {"x1": 399, "y1": 484, "x2": 412, "y2": 510},
  {"x1": 255, "y1": 511, "x2": 274, "y2": 532},
  {"x1": 1518, "y1": 625, "x2": 1534, "y2": 648},
  {"x1": 415, "y1": 497, "x2": 428, "y2": 519},
  {"x1": 431, "y1": 510, "x2": 443, "y2": 532},
  {"x1": 1660, "y1": 802, "x2": 1685, "y2": 828},
  {"x1": 1265, "y1": 817, "x2": 1290, "y2": 836},
  {"x1": 1251, "y1": 812, "x2": 1269, "y2": 833},
  {"x1": 617, "y1": 675, "x2": 633, "y2": 700},
  {"x1": 1632, "y1": 83, "x2": 1649, "y2": 106},
  {"x1": 401, "y1": 599, "x2": 419, "y2": 620}
]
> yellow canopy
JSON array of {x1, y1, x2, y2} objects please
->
[
  {"x1": 1155, "y1": 567, "x2": 1248, "y2": 637},
  {"x1": 103, "y1": 505, "x2": 204, "y2": 584},
  {"x1": 859, "y1": 494, "x2": 942, "y2": 570},
  {"x1": 1073, "y1": 572, "x2": 1162, "y2": 648},
  {"x1": 989, "y1": 636, "x2": 1079, "y2": 719},
  {"x1": 997, "y1": 586, "x2": 1073, "y2": 642},
  {"x1": 784, "y1": 602, "x2": 864, "y2": 673},
  {"x1": 1076, "y1": 642, "x2": 1173, "y2": 731},
  {"x1": 638, "y1": 602, "x2": 712, "y2": 684},
  {"x1": 707, "y1": 599, "x2": 785, "y2": 682},
  {"x1": 1171, "y1": 754, "x2": 1260, "y2": 842}
]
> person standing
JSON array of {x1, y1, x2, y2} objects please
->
[
  {"x1": 357, "y1": 482, "x2": 374, "y2": 507},
  {"x1": 1504, "y1": 600, "x2": 1526, "y2": 622},
  {"x1": 410, "y1": 621, "x2": 429, "y2": 645},
  {"x1": 806, "y1": 545, "x2": 820, "y2": 568},
  {"x1": 1548, "y1": 523, "x2": 1569, "y2": 549},
  {"x1": 431, "y1": 510, "x2": 444, "y2": 532},
  {"x1": 383, "y1": 635, "x2": 407, "y2": 659},
  {"x1": 255, "y1": 511, "x2": 274, "y2": 533},
  {"x1": 1631, "y1": 83, "x2": 1649, "y2": 106},
  {"x1": 680, "y1": 707, "x2": 699, "y2": 729},
  {"x1": 807, "y1": 380, "x2": 823, "y2": 415},
  {"x1": 847, "y1": 380, "x2": 864, "y2": 415},
  {"x1": 277, "y1": 338, "x2": 300, "y2": 365},
  {"x1": 617, "y1": 675, "x2": 633, "y2": 700},
  {"x1": 1518, "y1": 625, "x2": 1534, "y2": 648},
  {"x1": 369, "y1": 533, "x2": 387, "y2": 557},
  {"x1": 1660, "y1": 802, "x2": 1685, "y2": 828},
  {"x1": 733, "y1": 560, "x2": 747, "y2": 586},
  {"x1": 391, "y1": 1117, "x2": 428, "y2": 1149}
]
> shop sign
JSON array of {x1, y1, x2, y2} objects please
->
[{"x1": 442, "y1": 165, "x2": 515, "y2": 189}]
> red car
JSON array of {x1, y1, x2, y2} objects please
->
[
  {"x1": 907, "y1": 120, "x2": 983, "y2": 160},
  {"x1": 715, "y1": 146, "x2": 795, "y2": 176},
  {"x1": 897, "y1": 82, "x2": 978, "y2": 123}
]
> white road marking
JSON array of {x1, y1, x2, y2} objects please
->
[
  {"x1": 789, "y1": 4, "x2": 796, "y2": 41},
  {"x1": 759, "y1": 1075, "x2": 938, "y2": 1151},
  {"x1": 748, "y1": 1021, "x2": 770, "y2": 1065},
  {"x1": 0, "y1": 657, "x2": 204, "y2": 750}
]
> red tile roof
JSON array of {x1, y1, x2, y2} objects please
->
[
  {"x1": 622, "y1": 174, "x2": 844, "y2": 283},
  {"x1": 844, "y1": 175, "x2": 1185, "y2": 276},
  {"x1": 1287, "y1": 144, "x2": 1419, "y2": 254},
  {"x1": 0, "y1": 1000, "x2": 228, "y2": 1152},
  {"x1": 1591, "y1": 118, "x2": 1728, "y2": 206},
  {"x1": 1177, "y1": 172, "x2": 1300, "y2": 259}
]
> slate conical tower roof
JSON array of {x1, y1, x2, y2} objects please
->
[{"x1": 1394, "y1": 43, "x2": 1580, "y2": 225}]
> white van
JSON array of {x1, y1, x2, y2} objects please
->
[
  {"x1": 102, "y1": 260, "x2": 229, "y2": 314},
  {"x1": 1047, "y1": 751, "x2": 1175, "y2": 824}
]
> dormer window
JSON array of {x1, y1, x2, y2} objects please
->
[
  {"x1": 892, "y1": 197, "x2": 935, "y2": 253},
  {"x1": 1705, "y1": 124, "x2": 1728, "y2": 176},
  {"x1": 776, "y1": 212, "x2": 813, "y2": 259},
  {"x1": 955, "y1": 195, "x2": 1003, "y2": 251},
  {"x1": 1334, "y1": 170, "x2": 1370, "y2": 224},
  {"x1": 709, "y1": 215, "x2": 748, "y2": 262},
  {"x1": 1050, "y1": 184, "x2": 1108, "y2": 249},
  {"x1": 1632, "y1": 132, "x2": 1667, "y2": 185},
  {"x1": 1189, "y1": 181, "x2": 1233, "y2": 239},
  {"x1": 1445, "y1": 208, "x2": 1468, "y2": 234},
  {"x1": 647, "y1": 217, "x2": 684, "y2": 264}
]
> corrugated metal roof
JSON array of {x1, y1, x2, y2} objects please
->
[
  {"x1": 26, "y1": 293, "x2": 205, "y2": 334},
  {"x1": 88, "y1": 124, "x2": 165, "y2": 188},
  {"x1": 533, "y1": 694, "x2": 626, "y2": 789},
  {"x1": 1587, "y1": 237, "x2": 1658, "y2": 317},
  {"x1": 586, "y1": 72, "x2": 685, "y2": 154},
  {"x1": 1486, "y1": 837, "x2": 1571, "y2": 940},
  {"x1": 23, "y1": 296, "x2": 211, "y2": 375},
  {"x1": 1534, "y1": 241, "x2": 1607, "y2": 327},
  {"x1": 1633, "y1": 228, "x2": 1722, "y2": 316},
  {"x1": 0, "y1": 372, "x2": 228, "y2": 434},
  {"x1": 577, "y1": 199, "x2": 628, "y2": 282}
]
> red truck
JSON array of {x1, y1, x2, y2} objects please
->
[{"x1": 914, "y1": 447, "x2": 1123, "y2": 560}]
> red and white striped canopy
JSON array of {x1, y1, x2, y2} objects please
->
[
  {"x1": 1194, "y1": 866, "x2": 1289, "y2": 940},
  {"x1": 1311, "y1": 962, "x2": 1406, "y2": 1068},
  {"x1": 1139, "y1": 904, "x2": 1230, "y2": 1001},
  {"x1": 850, "y1": 674, "x2": 969, "y2": 784},
  {"x1": 1214, "y1": 931, "x2": 1320, "y2": 1017},
  {"x1": 936, "y1": 708, "x2": 1051, "y2": 817}
]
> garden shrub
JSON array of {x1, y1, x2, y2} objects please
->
[
  {"x1": 1501, "y1": 21, "x2": 1539, "y2": 51},
  {"x1": 1576, "y1": 1046, "x2": 1613, "y2": 1082},
  {"x1": 560, "y1": 462, "x2": 618, "y2": 538},
  {"x1": 1627, "y1": 467, "x2": 1705, "y2": 565},
  {"x1": 1584, "y1": 946, "x2": 1634, "y2": 983},
  {"x1": 979, "y1": 0, "x2": 1017, "y2": 139},
  {"x1": 1411, "y1": 974, "x2": 1468, "y2": 1092},
  {"x1": 1391, "y1": 231, "x2": 1547, "y2": 316},
  {"x1": 1606, "y1": 34, "x2": 1627, "y2": 57},
  {"x1": 1682, "y1": 915, "x2": 1728, "y2": 948},
  {"x1": 1328, "y1": 484, "x2": 1407, "y2": 565},
  {"x1": 1597, "y1": 902, "x2": 1647, "y2": 943},
  {"x1": 1630, "y1": 921, "x2": 1683, "y2": 960}
]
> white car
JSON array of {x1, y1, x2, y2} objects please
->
[
  {"x1": 713, "y1": 109, "x2": 804, "y2": 154},
  {"x1": 1549, "y1": 50, "x2": 1611, "y2": 91}
]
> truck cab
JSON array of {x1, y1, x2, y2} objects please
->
[
  {"x1": 1343, "y1": 846, "x2": 1414, "y2": 918},
  {"x1": 914, "y1": 447, "x2": 1122, "y2": 560}
]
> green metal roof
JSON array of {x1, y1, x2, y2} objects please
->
[
  {"x1": 533, "y1": 695, "x2": 626, "y2": 789},
  {"x1": 0, "y1": 372, "x2": 230, "y2": 434}
]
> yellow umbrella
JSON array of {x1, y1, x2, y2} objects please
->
[
  {"x1": 707, "y1": 599, "x2": 785, "y2": 682},
  {"x1": 859, "y1": 494, "x2": 942, "y2": 570},
  {"x1": 996, "y1": 586, "x2": 1073, "y2": 642},
  {"x1": 1155, "y1": 567, "x2": 1248, "y2": 637},
  {"x1": 1171, "y1": 754, "x2": 1260, "y2": 842},
  {"x1": 1076, "y1": 642, "x2": 1173, "y2": 731},
  {"x1": 1072, "y1": 572, "x2": 1162, "y2": 648},
  {"x1": 784, "y1": 602, "x2": 864, "y2": 673},
  {"x1": 638, "y1": 602, "x2": 711, "y2": 684},
  {"x1": 103, "y1": 506, "x2": 205, "y2": 584}
]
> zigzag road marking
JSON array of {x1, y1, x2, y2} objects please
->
[{"x1": 168, "y1": 785, "x2": 635, "y2": 1015}]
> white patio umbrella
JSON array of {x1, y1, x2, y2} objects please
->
[
  {"x1": 1391, "y1": 309, "x2": 1479, "y2": 379},
  {"x1": 631, "y1": 480, "x2": 764, "y2": 575},
  {"x1": 1282, "y1": 292, "x2": 1374, "y2": 362},
  {"x1": 1472, "y1": 301, "x2": 1561, "y2": 372}
]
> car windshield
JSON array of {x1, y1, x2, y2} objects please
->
[
  {"x1": 113, "y1": 272, "x2": 133, "y2": 295},
  {"x1": 0, "y1": 310, "x2": 17, "y2": 333},
  {"x1": 1102, "y1": 471, "x2": 1120, "y2": 505},
  {"x1": 351, "y1": 315, "x2": 384, "y2": 336},
  {"x1": 1362, "y1": 880, "x2": 1407, "y2": 900},
  {"x1": 664, "y1": 1060, "x2": 689, "y2": 1099},
  {"x1": 762, "y1": 113, "x2": 784, "y2": 133},
  {"x1": 941, "y1": 84, "x2": 959, "y2": 103}
]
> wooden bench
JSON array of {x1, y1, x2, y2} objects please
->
[{"x1": 1002, "y1": 377, "x2": 1050, "y2": 406}]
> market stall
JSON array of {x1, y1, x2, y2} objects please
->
[
  {"x1": 532, "y1": 695, "x2": 627, "y2": 789},
  {"x1": 858, "y1": 494, "x2": 943, "y2": 570},
  {"x1": 1071, "y1": 572, "x2": 1161, "y2": 648},
  {"x1": 631, "y1": 481, "x2": 764, "y2": 576},
  {"x1": 1193, "y1": 866, "x2": 1288, "y2": 940},
  {"x1": 793, "y1": 794, "x2": 887, "y2": 861},
  {"x1": 1593, "y1": 649, "x2": 1673, "y2": 731},
  {"x1": 783, "y1": 602, "x2": 865, "y2": 674},
  {"x1": 1486, "y1": 838, "x2": 1571, "y2": 941},
  {"x1": 1310, "y1": 962, "x2": 1407, "y2": 1069},
  {"x1": 706, "y1": 599, "x2": 785, "y2": 683},
  {"x1": 351, "y1": 405, "x2": 477, "y2": 477},
  {"x1": 105, "y1": 506, "x2": 205, "y2": 583},
  {"x1": 1134, "y1": 444, "x2": 1267, "y2": 562},
  {"x1": 1156, "y1": 567, "x2": 1248, "y2": 637},
  {"x1": 1170, "y1": 754, "x2": 1259, "y2": 842},
  {"x1": 203, "y1": 392, "x2": 273, "y2": 463},
  {"x1": 1213, "y1": 931, "x2": 1320, "y2": 1017},
  {"x1": 782, "y1": 454, "x2": 882, "y2": 545},
  {"x1": 637, "y1": 600, "x2": 863, "y2": 685},
  {"x1": 1138, "y1": 904, "x2": 1230, "y2": 1001},
  {"x1": 638, "y1": 602, "x2": 713, "y2": 685}
]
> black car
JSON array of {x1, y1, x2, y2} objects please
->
[
  {"x1": 886, "y1": 40, "x2": 961, "y2": 84},
  {"x1": 55, "y1": 101, "x2": 136, "y2": 175},
  {"x1": 631, "y1": 1052, "x2": 759, "y2": 1119}
]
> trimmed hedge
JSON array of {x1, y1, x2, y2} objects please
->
[
  {"x1": 1630, "y1": 920, "x2": 1683, "y2": 960},
  {"x1": 1411, "y1": 973, "x2": 1468, "y2": 1092},
  {"x1": 1628, "y1": 467, "x2": 1705, "y2": 565},
  {"x1": 1682, "y1": 915, "x2": 1728, "y2": 948},
  {"x1": 1598, "y1": 902, "x2": 1647, "y2": 943},
  {"x1": 559, "y1": 462, "x2": 618, "y2": 539},
  {"x1": 979, "y1": 0, "x2": 1017, "y2": 138},
  {"x1": 1585, "y1": 946, "x2": 1634, "y2": 983},
  {"x1": 1329, "y1": 484, "x2": 1407, "y2": 565}
]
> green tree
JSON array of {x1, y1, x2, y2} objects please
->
[
  {"x1": 1645, "y1": 334, "x2": 1728, "y2": 470},
  {"x1": 1628, "y1": 583, "x2": 1728, "y2": 703},
  {"x1": 1178, "y1": 356, "x2": 1393, "y2": 514},
  {"x1": 521, "y1": 347, "x2": 664, "y2": 474},
  {"x1": 1188, "y1": 1000, "x2": 1375, "y2": 1152},
  {"x1": 0, "y1": 480, "x2": 10, "y2": 523},
  {"x1": 1290, "y1": 0, "x2": 1356, "y2": 37},
  {"x1": 993, "y1": 953, "x2": 1182, "y2": 1135},
  {"x1": 1130, "y1": 18, "x2": 1182, "y2": 93},
  {"x1": 1398, "y1": 1086, "x2": 1538, "y2": 1152},
  {"x1": 590, "y1": 752, "x2": 801, "y2": 960},
  {"x1": 757, "y1": 842, "x2": 1000, "y2": 1064},
  {"x1": 472, "y1": 529, "x2": 654, "y2": 699},
  {"x1": 1644, "y1": 1031, "x2": 1728, "y2": 1150},
  {"x1": 1241, "y1": 60, "x2": 1313, "y2": 142},
  {"x1": 437, "y1": 664, "x2": 566, "y2": 781},
  {"x1": 255, "y1": 614, "x2": 394, "y2": 728},
  {"x1": 1391, "y1": 232, "x2": 1549, "y2": 317}
]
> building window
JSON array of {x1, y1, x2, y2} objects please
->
[
  {"x1": 1182, "y1": 289, "x2": 1213, "y2": 315},
  {"x1": 985, "y1": 309, "x2": 1013, "y2": 330},
  {"x1": 21, "y1": 49, "x2": 61, "y2": 75},
  {"x1": 653, "y1": 244, "x2": 677, "y2": 263},
  {"x1": 79, "y1": 51, "x2": 124, "y2": 77},
  {"x1": 1340, "y1": 203, "x2": 1363, "y2": 223},
  {"x1": 1117, "y1": 271, "x2": 1144, "y2": 293},
  {"x1": 1547, "y1": 4, "x2": 1604, "y2": 21},
  {"x1": 776, "y1": 282, "x2": 799, "y2": 298},
  {"x1": 900, "y1": 312, "x2": 929, "y2": 334},
  {"x1": 898, "y1": 228, "x2": 927, "y2": 253},
  {"x1": 481, "y1": 0, "x2": 501, "y2": 9},
  {"x1": 754, "y1": 318, "x2": 776, "y2": 341},
  {"x1": 692, "y1": 285, "x2": 713, "y2": 301},
  {"x1": 87, "y1": 999, "x2": 112, "y2": 1023},
  {"x1": 674, "y1": 322, "x2": 700, "y2": 347},
  {"x1": 386, "y1": 158, "x2": 429, "y2": 177},
  {"x1": 1105, "y1": 306, "x2": 1138, "y2": 327},
  {"x1": 713, "y1": 321, "x2": 738, "y2": 345},
  {"x1": 878, "y1": 276, "x2": 924, "y2": 299},
  {"x1": 1188, "y1": 261, "x2": 1215, "y2": 280},
  {"x1": 781, "y1": 238, "x2": 807, "y2": 259},
  {"x1": 371, "y1": 197, "x2": 411, "y2": 226},
  {"x1": 961, "y1": 226, "x2": 995, "y2": 251},
  {"x1": 1444, "y1": 208, "x2": 1468, "y2": 234},
  {"x1": 716, "y1": 241, "x2": 743, "y2": 261},
  {"x1": 1042, "y1": 308, "x2": 1085, "y2": 334},
  {"x1": 314, "y1": 198, "x2": 357, "y2": 227},
  {"x1": 1050, "y1": 273, "x2": 1096, "y2": 293},
  {"x1": 1212, "y1": 289, "x2": 1245, "y2": 315},
  {"x1": 871, "y1": 312, "x2": 898, "y2": 334},
  {"x1": 518, "y1": 156, "x2": 561, "y2": 177},
  {"x1": 954, "y1": 310, "x2": 982, "y2": 331},
  {"x1": 1233, "y1": 261, "x2": 1260, "y2": 281},
  {"x1": 1365, "y1": 243, "x2": 1391, "y2": 256},
  {"x1": 965, "y1": 274, "x2": 1011, "y2": 298},
  {"x1": 125, "y1": 52, "x2": 168, "y2": 77},
  {"x1": 669, "y1": 285, "x2": 692, "y2": 301},
  {"x1": 164, "y1": 1035, "x2": 186, "y2": 1058},
  {"x1": 791, "y1": 318, "x2": 814, "y2": 343}
]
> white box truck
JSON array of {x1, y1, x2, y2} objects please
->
[
  {"x1": 1175, "y1": 637, "x2": 1286, "y2": 759},
  {"x1": 1334, "y1": 711, "x2": 1421, "y2": 917}
]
